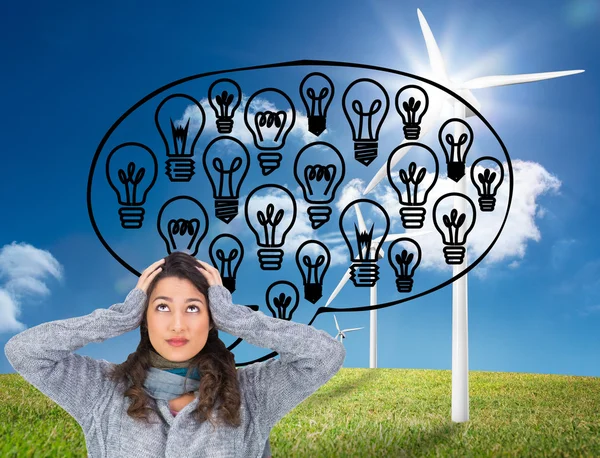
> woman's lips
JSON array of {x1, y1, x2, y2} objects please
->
[{"x1": 167, "y1": 339, "x2": 189, "y2": 347}]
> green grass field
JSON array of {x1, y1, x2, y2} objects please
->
[{"x1": 1, "y1": 368, "x2": 599, "y2": 457}]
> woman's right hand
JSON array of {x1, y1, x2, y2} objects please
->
[{"x1": 136, "y1": 258, "x2": 165, "y2": 295}]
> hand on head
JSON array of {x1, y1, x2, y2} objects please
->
[
  {"x1": 195, "y1": 259, "x2": 224, "y2": 287},
  {"x1": 136, "y1": 258, "x2": 166, "y2": 294}
]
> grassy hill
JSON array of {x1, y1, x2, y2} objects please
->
[{"x1": 1, "y1": 368, "x2": 599, "y2": 457}]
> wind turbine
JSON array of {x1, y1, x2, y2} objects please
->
[
  {"x1": 333, "y1": 314, "x2": 364, "y2": 344},
  {"x1": 325, "y1": 201, "x2": 432, "y2": 367},
  {"x1": 361, "y1": 8, "x2": 584, "y2": 423}
]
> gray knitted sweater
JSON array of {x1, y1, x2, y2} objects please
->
[{"x1": 4, "y1": 284, "x2": 346, "y2": 457}]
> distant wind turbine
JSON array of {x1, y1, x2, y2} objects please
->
[
  {"x1": 333, "y1": 314, "x2": 364, "y2": 344},
  {"x1": 361, "y1": 8, "x2": 584, "y2": 423},
  {"x1": 325, "y1": 201, "x2": 431, "y2": 367}
]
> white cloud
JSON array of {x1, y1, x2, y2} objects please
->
[
  {"x1": 0, "y1": 242, "x2": 63, "y2": 333},
  {"x1": 329, "y1": 159, "x2": 561, "y2": 280}
]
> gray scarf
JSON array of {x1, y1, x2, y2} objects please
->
[{"x1": 142, "y1": 349, "x2": 202, "y2": 401}]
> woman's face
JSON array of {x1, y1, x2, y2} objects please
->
[{"x1": 146, "y1": 276, "x2": 212, "y2": 362}]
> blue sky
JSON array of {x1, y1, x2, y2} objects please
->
[{"x1": 1, "y1": 0, "x2": 599, "y2": 379}]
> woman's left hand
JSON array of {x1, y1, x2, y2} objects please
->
[{"x1": 196, "y1": 259, "x2": 223, "y2": 287}]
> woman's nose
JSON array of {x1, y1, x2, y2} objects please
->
[{"x1": 170, "y1": 312, "x2": 186, "y2": 331}]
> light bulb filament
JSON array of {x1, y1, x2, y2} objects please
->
[
  {"x1": 170, "y1": 119, "x2": 190, "y2": 156},
  {"x1": 351, "y1": 99, "x2": 382, "y2": 140},
  {"x1": 442, "y1": 208, "x2": 466, "y2": 244},
  {"x1": 402, "y1": 97, "x2": 422, "y2": 124},
  {"x1": 354, "y1": 223, "x2": 374, "y2": 260},
  {"x1": 302, "y1": 254, "x2": 325, "y2": 283},
  {"x1": 254, "y1": 111, "x2": 287, "y2": 142},
  {"x1": 477, "y1": 168, "x2": 498, "y2": 195},
  {"x1": 118, "y1": 162, "x2": 146, "y2": 204},
  {"x1": 303, "y1": 164, "x2": 336, "y2": 196},
  {"x1": 445, "y1": 133, "x2": 468, "y2": 162},
  {"x1": 398, "y1": 161, "x2": 427, "y2": 204},
  {"x1": 395, "y1": 249, "x2": 415, "y2": 276},
  {"x1": 215, "y1": 248, "x2": 238, "y2": 277},
  {"x1": 167, "y1": 218, "x2": 200, "y2": 250},
  {"x1": 256, "y1": 203, "x2": 284, "y2": 246},
  {"x1": 306, "y1": 87, "x2": 329, "y2": 116},
  {"x1": 272, "y1": 292, "x2": 292, "y2": 320},
  {"x1": 212, "y1": 156, "x2": 242, "y2": 197},
  {"x1": 215, "y1": 90, "x2": 235, "y2": 118}
]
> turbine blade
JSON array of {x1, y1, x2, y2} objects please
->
[
  {"x1": 460, "y1": 89, "x2": 481, "y2": 115},
  {"x1": 344, "y1": 327, "x2": 364, "y2": 332},
  {"x1": 334, "y1": 314, "x2": 340, "y2": 332},
  {"x1": 325, "y1": 269, "x2": 352, "y2": 307},
  {"x1": 417, "y1": 8, "x2": 449, "y2": 82},
  {"x1": 461, "y1": 70, "x2": 584, "y2": 90}
]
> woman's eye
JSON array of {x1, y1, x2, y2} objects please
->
[{"x1": 156, "y1": 304, "x2": 199, "y2": 312}]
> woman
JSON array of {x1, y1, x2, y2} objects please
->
[{"x1": 4, "y1": 252, "x2": 346, "y2": 457}]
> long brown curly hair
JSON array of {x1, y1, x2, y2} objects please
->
[{"x1": 107, "y1": 251, "x2": 242, "y2": 430}]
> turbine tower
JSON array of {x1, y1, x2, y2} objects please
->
[{"x1": 360, "y1": 8, "x2": 584, "y2": 423}]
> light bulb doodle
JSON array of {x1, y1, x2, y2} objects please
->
[
  {"x1": 155, "y1": 93, "x2": 205, "y2": 182},
  {"x1": 433, "y1": 192, "x2": 477, "y2": 265},
  {"x1": 244, "y1": 88, "x2": 296, "y2": 176},
  {"x1": 157, "y1": 196, "x2": 209, "y2": 256},
  {"x1": 295, "y1": 240, "x2": 331, "y2": 304},
  {"x1": 299, "y1": 72, "x2": 334, "y2": 136},
  {"x1": 244, "y1": 184, "x2": 297, "y2": 271},
  {"x1": 387, "y1": 238, "x2": 422, "y2": 293},
  {"x1": 439, "y1": 118, "x2": 474, "y2": 182},
  {"x1": 106, "y1": 142, "x2": 158, "y2": 229},
  {"x1": 208, "y1": 78, "x2": 242, "y2": 134},
  {"x1": 208, "y1": 234, "x2": 244, "y2": 294},
  {"x1": 342, "y1": 78, "x2": 389, "y2": 167},
  {"x1": 202, "y1": 136, "x2": 250, "y2": 224},
  {"x1": 339, "y1": 199, "x2": 390, "y2": 287},
  {"x1": 293, "y1": 141, "x2": 345, "y2": 229},
  {"x1": 265, "y1": 281, "x2": 300, "y2": 321},
  {"x1": 470, "y1": 156, "x2": 504, "y2": 212},
  {"x1": 395, "y1": 85, "x2": 429, "y2": 140},
  {"x1": 387, "y1": 142, "x2": 439, "y2": 229}
]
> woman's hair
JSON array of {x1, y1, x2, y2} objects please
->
[{"x1": 107, "y1": 251, "x2": 242, "y2": 429}]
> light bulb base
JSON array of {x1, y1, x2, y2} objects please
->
[
  {"x1": 395, "y1": 276, "x2": 414, "y2": 293},
  {"x1": 399, "y1": 207, "x2": 426, "y2": 229},
  {"x1": 119, "y1": 206, "x2": 145, "y2": 229},
  {"x1": 308, "y1": 116, "x2": 326, "y2": 136},
  {"x1": 216, "y1": 119, "x2": 234, "y2": 134},
  {"x1": 215, "y1": 198, "x2": 239, "y2": 224},
  {"x1": 257, "y1": 152, "x2": 282, "y2": 176},
  {"x1": 354, "y1": 141, "x2": 377, "y2": 166},
  {"x1": 307, "y1": 205, "x2": 332, "y2": 229},
  {"x1": 478, "y1": 196, "x2": 496, "y2": 212},
  {"x1": 447, "y1": 161, "x2": 465, "y2": 182},
  {"x1": 349, "y1": 262, "x2": 379, "y2": 287},
  {"x1": 257, "y1": 248, "x2": 284, "y2": 270},
  {"x1": 222, "y1": 277, "x2": 236, "y2": 294},
  {"x1": 304, "y1": 283, "x2": 323, "y2": 304},
  {"x1": 166, "y1": 158, "x2": 195, "y2": 182},
  {"x1": 403, "y1": 124, "x2": 420, "y2": 140},
  {"x1": 443, "y1": 245, "x2": 465, "y2": 264}
]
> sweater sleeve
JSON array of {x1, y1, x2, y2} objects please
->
[
  {"x1": 3, "y1": 288, "x2": 147, "y2": 429},
  {"x1": 207, "y1": 285, "x2": 346, "y2": 436}
]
